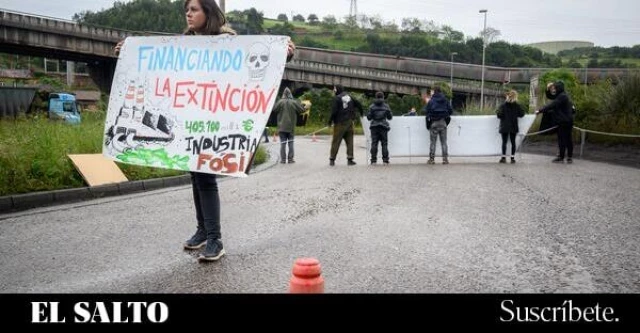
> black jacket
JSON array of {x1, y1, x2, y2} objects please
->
[
  {"x1": 329, "y1": 86, "x2": 363, "y2": 125},
  {"x1": 424, "y1": 92, "x2": 452, "y2": 121},
  {"x1": 366, "y1": 98, "x2": 393, "y2": 129},
  {"x1": 497, "y1": 101, "x2": 525, "y2": 133},
  {"x1": 540, "y1": 81, "x2": 574, "y2": 125}
]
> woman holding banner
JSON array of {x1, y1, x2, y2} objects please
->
[{"x1": 116, "y1": 0, "x2": 295, "y2": 262}]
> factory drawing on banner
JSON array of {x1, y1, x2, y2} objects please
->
[{"x1": 105, "y1": 80, "x2": 176, "y2": 153}]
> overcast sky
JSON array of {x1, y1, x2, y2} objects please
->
[{"x1": 0, "y1": 0, "x2": 638, "y2": 47}]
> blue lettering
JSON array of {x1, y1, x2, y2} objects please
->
[
  {"x1": 188, "y1": 50, "x2": 198, "y2": 70},
  {"x1": 232, "y1": 50, "x2": 242, "y2": 71},
  {"x1": 176, "y1": 47, "x2": 187, "y2": 70},
  {"x1": 138, "y1": 46, "x2": 154, "y2": 72},
  {"x1": 153, "y1": 47, "x2": 166, "y2": 72},
  {"x1": 164, "y1": 46, "x2": 175, "y2": 71},
  {"x1": 201, "y1": 50, "x2": 210, "y2": 72}
]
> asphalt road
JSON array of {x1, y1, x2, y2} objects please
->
[{"x1": 1, "y1": 135, "x2": 638, "y2": 293}]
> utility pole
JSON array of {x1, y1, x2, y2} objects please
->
[
  {"x1": 479, "y1": 9, "x2": 488, "y2": 112},
  {"x1": 450, "y1": 52, "x2": 458, "y2": 90}
]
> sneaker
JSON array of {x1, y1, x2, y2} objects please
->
[
  {"x1": 198, "y1": 239, "x2": 225, "y2": 262},
  {"x1": 427, "y1": 158, "x2": 435, "y2": 165},
  {"x1": 499, "y1": 157, "x2": 506, "y2": 164},
  {"x1": 383, "y1": 161, "x2": 389, "y2": 165},
  {"x1": 288, "y1": 160, "x2": 295, "y2": 164},
  {"x1": 567, "y1": 158, "x2": 573, "y2": 164},
  {"x1": 510, "y1": 157, "x2": 516, "y2": 164},
  {"x1": 280, "y1": 160, "x2": 286, "y2": 164},
  {"x1": 347, "y1": 160, "x2": 357, "y2": 166},
  {"x1": 552, "y1": 157, "x2": 564, "y2": 163},
  {"x1": 370, "y1": 160, "x2": 377, "y2": 165},
  {"x1": 184, "y1": 228, "x2": 207, "y2": 250},
  {"x1": 442, "y1": 158, "x2": 449, "y2": 165},
  {"x1": 329, "y1": 160, "x2": 335, "y2": 166}
]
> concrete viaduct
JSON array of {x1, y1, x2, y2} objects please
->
[{"x1": 2, "y1": 9, "x2": 637, "y2": 102}]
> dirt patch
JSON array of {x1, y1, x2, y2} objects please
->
[{"x1": 522, "y1": 141, "x2": 640, "y2": 169}]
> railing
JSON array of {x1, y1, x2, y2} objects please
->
[{"x1": 288, "y1": 60, "x2": 504, "y2": 95}]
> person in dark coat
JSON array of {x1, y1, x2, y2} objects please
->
[
  {"x1": 496, "y1": 90, "x2": 525, "y2": 163},
  {"x1": 273, "y1": 87, "x2": 304, "y2": 163},
  {"x1": 328, "y1": 84, "x2": 364, "y2": 166},
  {"x1": 535, "y1": 81, "x2": 575, "y2": 164},
  {"x1": 422, "y1": 86, "x2": 452, "y2": 164},
  {"x1": 366, "y1": 91, "x2": 393, "y2": 164}
]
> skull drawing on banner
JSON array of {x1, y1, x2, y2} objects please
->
[{"x1": 246, "y1": 43, "x2": 270, "y2": 81}]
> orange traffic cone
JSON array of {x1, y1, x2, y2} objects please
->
[{"x1": 289, "y1": 258, "x2": 324, "y2": 293}]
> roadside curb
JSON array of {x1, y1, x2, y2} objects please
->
[
  {"x1": 0, "y1": 154, "x2": 277, "y2": 215},
  {"x1": 0, "y1": 174, "x2": 192, "y2": 214}
]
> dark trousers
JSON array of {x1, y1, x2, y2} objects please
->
[
  {"x1": 330, "y1": 121, "x2": 354, "y2": 160},
  {"x1": 279, "y1": 132, "x2": 294, "y2": 162},
  {"x1": 557, "y1": 122, "x2": 574, "y2": 159},
  {"x1": 501, "y1": 132, "x2": 517, "y2": 156},
  {"x1": 370, "y1": 126, "x2": 389, "y2": 162},
  {"x1": 190, "y1": 172, "x2": 221, "y2": 240}
]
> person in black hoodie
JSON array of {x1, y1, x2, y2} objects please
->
[
  {"x1": 423, "y1": 86, "x2": 452, "y2": 164},
  {"x1": 535, "y1": 81, "x2": 575, "y2": 163},
  {"x1": 366, "y1": 91, "x2": 393, "y2": 164},
  {"x1": 497, "y1": 90, "x2": 525, "y2": 163},
  {"x1": 328, "y1": 84, "x2": 364, "y2": 166}
]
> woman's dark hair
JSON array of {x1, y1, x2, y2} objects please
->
[
  {"x1": 183, "y1": 0, "x2": 226, "y2": 35},
  {"x1": 375, "y1": 91, "x2": 384, "y2": 99}
]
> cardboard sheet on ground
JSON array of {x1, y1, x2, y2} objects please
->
[
  {"x1": 103, "y1": 35, "x2": 289, "y2": 177},
  {"x1": 68, "y1": 154, "x2": 128, "y2": 186},
  {"x1": 361, "y1": 115, "x2": 536, "y2": 157}
]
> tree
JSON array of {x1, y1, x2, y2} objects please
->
[
  {"x1": 244, "y1": 8, "x2": 264, "y2": 34},
  {"x1": 293, "y1": 14, "x2": 305, "y2": 22},
  {"x1": 368, "y1": 15, "x2": 383, "y2": 31},
  {"x1": 381, "y1": 22, "x2": 399, "y2": 33},
  {"x1": 343, "y1": 15, "x2": 358, "y2": 29},
  {"x1": 307, "y1": 14, "x2": 319, "y2": 25},
  {"x1": 322, "y1": 15, "x2": 338, "y2": 27},
  {"x1": 440, "y1": 25, "x2": 464, "y2": 43},
  {"x1": 277, "y1": 13, "x2": 288, "y2": 22},
  {"x1": 567, "y1": 59, "x2": 583, "y2": 68},
  {"x1": 401, "y1": 18, "x2": 421, "y2": 32},
  {"x1": 73, "y1": 0, "x2": 184, "y2": 33},
  {"x1": 480, "y1": 27, "x2": 501, "y2": 44},
  {"x1": 269, "y1": 22, "x2": 295, "y2": 37}
]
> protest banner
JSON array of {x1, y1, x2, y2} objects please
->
[{"x1": 103, "y1": 35, "x2": 289, "y2": 177}]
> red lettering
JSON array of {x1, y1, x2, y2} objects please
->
[
  {"x1": 197, "y1": 83, "x2": 217, "y2": 110},
  {"x1": 197, "y1": 153, "x2": 212, "y2": 170},
  {"x1": 174, "y1": 81, "x2": 195, "y2": 108},
  {"x1": 228, "y1": 88, "x2": 241, "y2": 112},
  {"x1": 222, "y1": 154, "x2": 238, "y2": 173},
  {"x1": 187, "y1": 88, "x2": 198, "y2": 106}
]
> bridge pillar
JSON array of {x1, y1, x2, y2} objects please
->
[{"x1": 87, "y1": 59, "x2": 117, "y2": 93}]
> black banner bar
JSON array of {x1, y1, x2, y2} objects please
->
[{"x1": 0, "y1": 294, "x2": 638, "y2": 329}]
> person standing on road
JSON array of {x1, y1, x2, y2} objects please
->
[
  {"x1": 366, "y1": 91, "x2": 393, "y2": 165},
  {"x1": 535, "y1": 81, "x2": 575, "y2": 164},
  {"x1": 423, "y1": 86, "x2": 452, "y2": 165},
  {"x1": 273, "y1": 87, "x2": 304, "y2": 164},
  {"x1": 115, "y1": 0, "x2": 296, "y2": 262},
  {"x1": 328, "y1": 84, "x2": 364, "y2": 166},
  {"x1": 496, "y1": 90, "x2": 525, "y2": 164}
]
